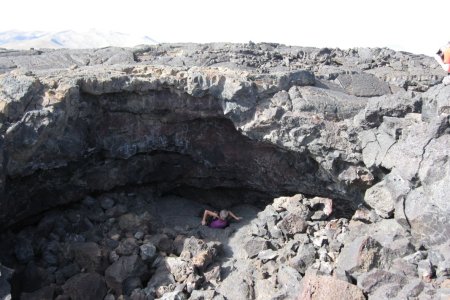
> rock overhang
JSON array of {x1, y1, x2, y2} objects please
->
[{"x1": 0, "y1": 63, "x2": 344, "y2": 230}]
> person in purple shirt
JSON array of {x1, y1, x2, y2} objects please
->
[{"x1": 201, "y1": 209, "x2": 242, "y2": 228}]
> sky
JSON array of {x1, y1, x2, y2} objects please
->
[{"x1": 1, "y1": 0, "x2": 449, "y2": 55}]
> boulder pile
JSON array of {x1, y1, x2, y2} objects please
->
[{"x1": 0, "y1": 191, "x2": 449, "y2": 299}]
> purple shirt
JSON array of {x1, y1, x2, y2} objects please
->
[{"x1": 209, "y1": 218, "x2": 228, "y2": 229}]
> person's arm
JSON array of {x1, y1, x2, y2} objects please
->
[
  {"x1": 201, "y1": 210, "x2": 219, "y2": 225},
  {"x1": 434, "y1": 53, "x2": 450, "y2": 72},
  {"x1": 228, "y1": 211, "x2": 242, "y2": 221}
]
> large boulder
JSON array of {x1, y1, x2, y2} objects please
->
[
  {"x1": 297, "y1": 272, "x2": 365, "y2": 300},
  {"x1": 69, "y1": 242, "x2": 107, "y2": 273},
  {"x1": 105, "y1": 255, "x2": 148, "y2": 295},
  {"x1": 244, "y1": 238, "x2": 270, "y2": 259},
  {"x1": 336, "y1": 73, "x2": 391, "y2": 97},
  {"x1": 62, "y1": 273, "x2": 107, "y2": 300},
  {"x1": 216, "y1": 267, "x2": 255, "y2": 300},
  {"x1": 364, "y1": 171, "x2": 411, "y2": 219},
  {"x1": 404, "y1": 133, "x2": 450, "y2": 247},
  {"x1": 278, "y1": 213, "x2": 308, "y2": 236},
  {"x1": 336, "y1": 236, "x2": 383, "y2": 276},
  {"x1": 0, "y1": 264, "x2": 13, "y2": 300},
  {"x1": 356, "y1": 268, "x2": 408, "y2": 296}
]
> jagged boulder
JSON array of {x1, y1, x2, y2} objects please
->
[
  {"x1": 298, "y1": 272, "x2": 365, "y2": 300},
  {"x1": 62, "y1": 273, "x2": 107, "y2": 300},
  {"x1": 104, "y1": 255, "x2": 148, "y2": 295},
  {"x1": 0, "y1": 264, "x2": 13, "y2": 300},
  {"x1": 336, "y1": 73, "x2": 391, "y2": 97}
]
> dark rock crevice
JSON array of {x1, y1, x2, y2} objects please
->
[{"x1": 2, "y1": 86, "x2": 355, "y2": 230}]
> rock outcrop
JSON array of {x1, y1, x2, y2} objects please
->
[{"x1": 0, "y1": 43, "x2": 449, "y2": 299}]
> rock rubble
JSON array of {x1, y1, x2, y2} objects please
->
[{"x1": 1, "y1": 191, "x2": 448, "y2": 299}]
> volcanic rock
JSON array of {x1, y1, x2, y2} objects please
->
[
  {"x1": 62, "y1": 273, "x2": 107, "y2": 300},
  {"x1": 0, "y1": 43, "x2": 449, "y2": 300},
  {"x1": 105, "y1": 254, "x2": 148, "y2": 295},
  {"x1": 298, "y1": 272, "x2": 365, "y2": 300}
]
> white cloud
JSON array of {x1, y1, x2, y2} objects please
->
[{"x1": 1, "y1": 0, "x2": 448, "y2": 55}]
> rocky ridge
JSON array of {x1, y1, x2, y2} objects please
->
[{"x1": 0, "y1": 43, "x2": 449, "y2": 299}]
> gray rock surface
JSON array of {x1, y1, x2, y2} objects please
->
[
  {"x1": 62, "y1": 273, "x2": 107, "y2": 300},
  {"x1": 298, "y1": 272, "x2": 365, "y2": 300},
  {"x1": 336, "y1": 73, "x2": 391, "y2": 97},
  {"x1": 0, "y1": 43, "x2": 446, "y2": 231},
  {"x1": 105, "y1": 254, "x2": 148, "y2": 295},
  {"x1": 0, "y1": 43, "x2": 449, "y2": 300},
  {"x1": 0, "y1": 264, "x2": 13, "y2": 300},
  {"x1": 69, "y1": 242, "x2": 107, "y2": 273}
]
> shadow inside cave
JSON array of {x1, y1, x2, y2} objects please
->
[{"x1": 0, "y1": 183, "x2": 359, "y2": 299}]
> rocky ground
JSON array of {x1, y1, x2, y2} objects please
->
[
  {"x1": 0, "y1": 190, "x2": 449, "y2": 300},
  {"x1": 1, "y1": 43, "x2": 450, "y2": 299}
]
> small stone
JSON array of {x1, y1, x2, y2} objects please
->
[
  {"x1": 244, "y1": 238, "x2": 269, "y2": 258},
  {"x1": 140, "y1": 243, "x2": 157, "y2": 262},
  {"x1": 100, "y1": 197, "x2": 115, "y2": 210},
  {"x1": 258, "y1": 249, "x2": 278, "y2": 262},
  {"x1": 106, "y1": 205, "x2": 128, "y2": 218},
  {"x1": 403, "y1": 251, "x2": 427, "y2": 264},
  {"x1": 64, "y1": 233, "x2": 86, "y2": 243},
  {"x1": 396, "y1": 278, "x2": 424, "y2": 298},
  {"x1": 278, "y1": 213, "x2": 308, "y2": 236},
  {"x1": 123, "y1": 277, "x2": 142, "y2": 296},
  {"x1": 158, "y1": 290, "x2": 186, "y2": 300},
  {"x1": 0, "y1": 264, "x2": 13, "y2": 300},
  {"x1": 104, "y1": 294, "x2": 115, "y2": 300},
  {"x1": 311, "y1": 211, "x2": 328, "y2": 221},
  {"x1": 204, "y1": 265, "x2": 221, "y2": 285},
  {"x1": 105, "y1": 239, "x2": 120, "y2": 250},
  {"x1": 418, "y1": 260, "x2": 433, "y2": 282},
  {"x1": 351, "y1": 207, "x2": 379, "y2": 223},
  {"x1": 309, "y1": 197, "x2": 333, "y2": 217},
  {"x1": 149, "y1": 234, "x2": 173, "y2": 253},
  {"x1": 317, "y1": 248, "x2": 328, "y2": 262},
  {"x1": 116, "y1": 238, "x2": 139, "y2": 256},
  {"x1": 111, "y1": 234, "x2": 121, "y2": 241},
  {"x1": 82, "y1": 196, "x2": 97, "y2": 208},
  {"x1": 437, "y1": 259, "x2": 450, "y2": 278},
  {"x1": 189, "y1": 290, "x2": 215, "y2": 300},
  {"x1": 318, "y1": 261, "x2": 333, "y2": 275},
  {"x1": 118, "y1": 213, "x2": 140, "y2": 231},
  {"x1": 134, "y1": 231, "x2": 144, "y2": 240},
  {"x1": 109, "y1": 251, "x2": 119, "y2": 263},
  {"x1": 60, "y1": 263, "x2": 80, "y2": 280},
  {"x1": 268, "y1": 225, "x2": 282, "y2": 240},
  {"x1": 312, "y1": 236, "x2": 328, "y2": 248},
  {"x1": 289, "y1": 243, "x2": 316, "y2": 275},
  {"x1": 14, "y1": 238, "x2": 34, "y2": 263},
  {"x1": 192, "y1": 250, "x2": 213, "y2": 272}
]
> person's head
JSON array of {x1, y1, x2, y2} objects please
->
[{"x1": 219, "y1": 210, "x2": 229, "y2": 219}]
